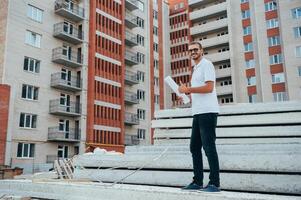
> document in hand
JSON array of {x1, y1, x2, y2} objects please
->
[{"x1": 164, "y1": 76, "x2": 190, "y2": 104}]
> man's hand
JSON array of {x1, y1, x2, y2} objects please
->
[{"x1": 178, "y1": 81, "x2": 189, "y2": 94}]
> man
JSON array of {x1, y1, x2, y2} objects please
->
[{"x1": 178, "y1": 41, "x2": 220, "y2": 192}]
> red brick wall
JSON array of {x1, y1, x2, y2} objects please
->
[{"x1": 0, "y1": 84, "x2": 10, "y2": 165}]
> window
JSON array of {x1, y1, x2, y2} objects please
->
[
  {"x1": 25, "y1": 30, "x2": 41, "y2": 48},
  {"x1": 154, "y1": 95, "x2": 159, "y2": 104},
  {"x1": 137, "y1": 129, "x2": 146, "y2": 139},
  {"x1": 154, "y1": 43, "x2": 158, "y2": 53},
  {"x1": 154, "y1": 77, "x2": 159, "y2": 86},
  {"x1": 292, "y1": 7, "x2": 301, "y2": 19},
  {"x1": 248, "y1": 94, "x2": 257, "y2": 103},
  {"x1": 23, "y1": 57, "x2": 40, "y2": 73},
  {"x1": 268, "y1": 36, "x2": 280, "y2": 46},
  {"x1": 273, "y1": 92, "x2": 287, "y2": 102},
  {"x1": 153, "y1": 0, "x2": 158, "y2": 4},
  {"x1": 137, "y1": 71, "x2": 145, "y2": 82},
  {"x1": 17, "y1": 143, "x2": 35, "y2": 158},
  {"x1": 153, "y1": 10, "x2": 158, "y2": 20},
  {"x1": 19, "y1": 113, "x2": 37, "y2": 128},
  {"x1": 137, "y1": 52, "x2": 145, "y2": 64},
  {"x1": 294, "y1": 27, "x2": 301, "y2": 38},
  {"x1": 266, "y1": 18, "x2": 279, "y2": 29},
  {"x1": 269, "y1": 54, "x2": 283, "y2": 65},
  {"x1": 153, "y1": 26, "x2": 158, "y2": 36},
  {"x1": 137, "y1": 109, "x2": 146, "y2": 120},
  {"x1": 179, "y1": 2, "x2": 184, "y2": 9},
  {"x1": 137, "y1": 17, "x2": 144, "y2": 29},
  {"x1": 218, "y1": 63, "x2": 231, "y2": 69},
  {"x1": 241, "y1": 0, "x2": 249, "y2": 3},
  {"x1": 265, "y1": 1, "x2": 277, "y2": 12},
  {"x1": 247, "y1": 76, "x2": 256, "y2": 86},
  {"x1": 220, "y1": 97, "x2": 233, "y2": 104},
  {"x1": 58, "y1": 145, "x2": 68, "y2": 158},
  {"x1": 298, "y1": 66, "x2": 301, "y2": 77},
  {"x1": 243, "y1": 26, "x2": 252, "y2": 36},
  {"x1": 137, "y1": 90, "x2": 145, "y2": 101},
  {"x1": 296, "y1": 46, "x2": 301, "y2": 57},
  {"x1": 174, "y1": 4, "x2": 179, "y2": 10},
  {"x1": 137, "y1": 34, "x2": 145, "y2": 46},
  {"x1": 137, "y1": 0, "x2": 144, "y2": 11},
  {"x1": 242, "y1": 10, "x2": 250, "y2": 19},
  {"x1": 27, "y1": 5, "x2": 43, "y2": 22},
  {"x1": 244, "y1": 43, "x2": 253, "y2": 52},
  {"x1": 272, "y1": 73, "x2": 285, "y2": 83},
  {"x1": 220, "y1": 79, "x2": 232, "y2": 86},
  {"x1": 22, "y1": 84, "x2": 39, "y2": 100},
  {"x1": 245, "y1": 59, "x2": 255, "y2": 69},
  {"x1": 154, "y1": 59, "x2": 159, "y2": 69}
]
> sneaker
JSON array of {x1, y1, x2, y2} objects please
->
[
  {"x1": 182, "y1": 182, "x2": 203, "y2": 190},
  {"x1": 203, "y1": 184, "x2": 221, "y2": 192}
]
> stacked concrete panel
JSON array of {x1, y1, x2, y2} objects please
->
[{"x1": 73, "y1": 102, "x2": 301, "y2": 196}]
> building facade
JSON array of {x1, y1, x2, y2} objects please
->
[
  {"x1": 0, "y1": 0, "x2": 89, "y2": 173},
  {"x1": 86, "y1": 0, "x2": 170, "y2": 151},
  {"x1": 168, "y1": 0, "x2": 301, "y2": 107}
]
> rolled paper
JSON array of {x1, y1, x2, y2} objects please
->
[{"x1": 164, "y1": 76, "x2": 190, "y2": 104}]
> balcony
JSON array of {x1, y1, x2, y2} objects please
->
[
  {"x1": 125, "y1": 91, "x2": 139, "y2": 105},
  {"x1": 190, "y1": 18, "x2": 228, "y2": 36},
  {"x1": 46, "y1": 155, "x2": 74, "y2": 163},
  {"x1": 125, "y1": 12, "x2": 138, "y2": 29},
  {"x1": 125, "y1": 70, "x2": 139, "y2": 85},
  {"x1": 189, "y1": 0, "x2": 216, "y2": 9},
  {"x1": 52, "y1": 47, "x2": 83, "y2": 68},
  {"x1": 201, "y1": 35, "x2": 229, "y2": 49},
  {"x1": 206, "y1": 51, "x2": 230, "y2": 63},
  {"x1": 51, "y1": 73, "x2": 82, "y2": 92},
  {"x1": 216, "y1": 67, "x2": 231, "y2": 79},
  {"x1": 54, "y1": 0, "x2": 84, "y2": 22},
  {"x1": 125, "y1": 31, "x2": 138, "y2": 47},
  {"x1": 190, "y1": 2, "x2": 227, "y2": 22},
  {"x1": 53, "y1": 22, "x2": 83, "y2": 45},
  {"x1": 124, "y1": 112, "x2": 139, "y2": 125},
  {"x1": 125, "y1": 0, "x2": 139, "y2": 11},
  {"x1": 49, "y1": 99, "x2": 81, "y2": 117},
  {"x1": 125, "y1": 50, "x2": 138, "y2": 66},
  {"x1": 125, "y1": 135, "x2": 140, "y2": 146},
  {"x1": 48, "y1": 127, "x2": 80, "y2": 142},
  {"x1": 216, "y1": 85, "x2": 233, "y2": 96}
]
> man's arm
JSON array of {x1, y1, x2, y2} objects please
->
[{"x1": 178, "y1": 81, "x2": 214, "y2": 94}]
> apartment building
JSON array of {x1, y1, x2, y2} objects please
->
[
  {"x1": 86, "y1": 0, "x2": 170, "y2": 151},
  {"x1": 168, "y1": 0, "x2": 301, "y2": 107},
  {"x1": 0, "y1": 0, "x2": 89, "y2": 173},
  {"x1": 168, "y1": 0, "x2": 191, "y2": 107}
]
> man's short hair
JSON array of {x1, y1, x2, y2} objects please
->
[{"x1": 189, "y1": 41, "x2": 203, "y2": 50}]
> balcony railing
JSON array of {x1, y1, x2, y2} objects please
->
[
  {"x1": 49, "y1": 99, "x2": 81, "y2": 117},
  {"x1": 46, "y1": 155, "x2": 75, "y2": 163},
  {"x1": 48, "y1": 127, "x2": 80, "y2": 142},
  {"x1": 125, "y1": 112, "x2": 139, "y2": 125},
  {"x1": 53, "y1": 22, "x2": 83, "y2": 44},
  {"x1": 54, "y1": 0, "x2": 84, "y2": 22},
  {"x1": 125, "y1": 135, "x2": 140, "y2": 146},
  {"x1": 52, "y1": 47, "x2": 83, "y2": 68},
  {"x1": 125, "y1": 50, "x2": 138, "y2": 66},
  {"x1": 51, "y1": 72, "x2": 82, "y2": 92},
  {"x1": 125, "y1": 12, "x2": 138, "y2": 29},
  {"x1": 125, "y1": 0, "x2": 139, "y2": 11},
  {"x1": 125, "y1": 91, "x2": 139, "y2": 104},
  {"x1": 125, "y1": 70, "x2": 139, "y2": 85},
  {"x1": 125, "y1": 31, "x2": 138, "y2": 47}
]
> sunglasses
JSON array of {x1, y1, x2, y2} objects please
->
[{"x1": 188, "y1": 48, "x2": 200, "y2": 53}]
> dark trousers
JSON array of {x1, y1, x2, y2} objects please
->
[{"x1": 190, "y1": 113, "x2": 220, "y2": 187}]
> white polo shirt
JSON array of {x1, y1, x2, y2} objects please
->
[{"x1": 191, "y1": 58, "x2": 219, "y2": 115}]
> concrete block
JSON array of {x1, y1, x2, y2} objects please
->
[
  {"x1": 74, "y1": 169, "x2": 301, "y2": 194},
  {"x1": 1, "y1": 180, "x2": 300, "y2": 200}
]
